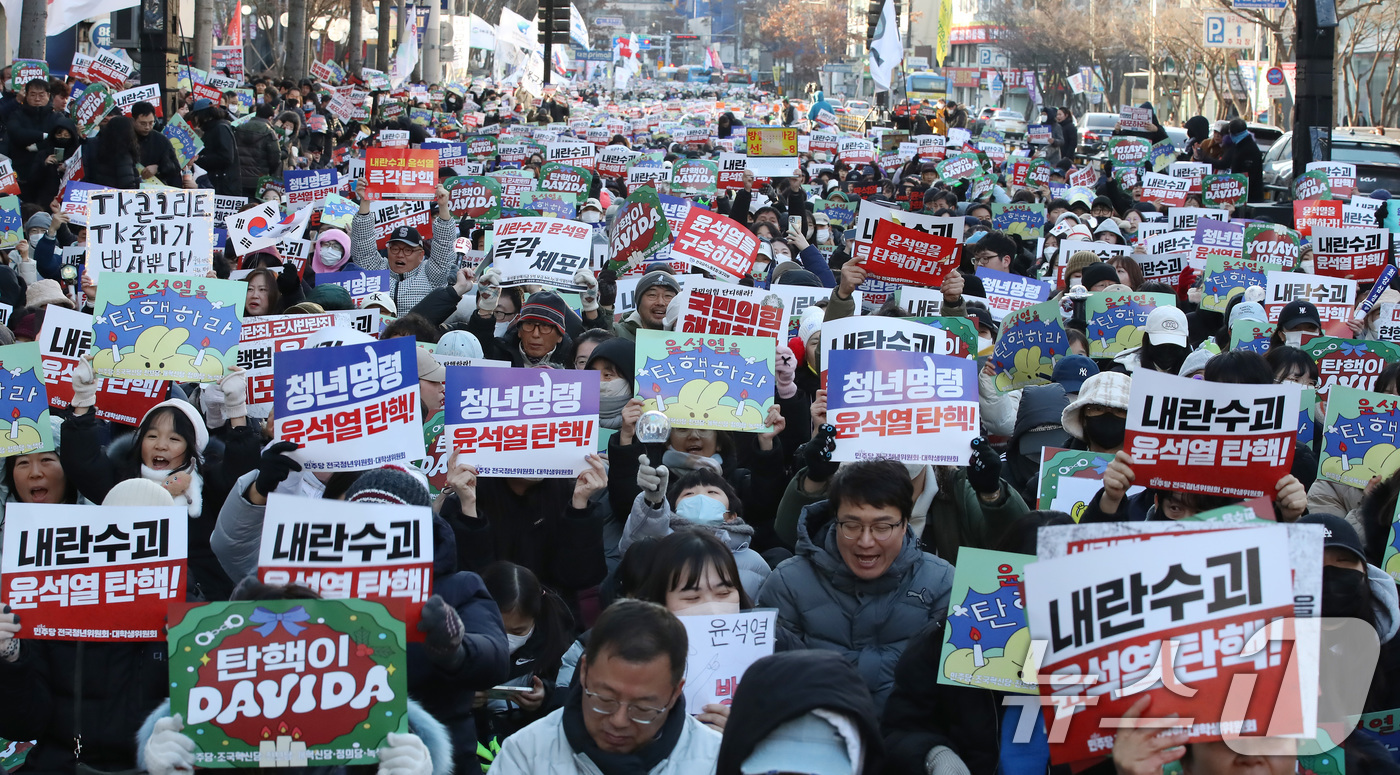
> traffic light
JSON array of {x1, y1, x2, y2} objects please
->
[
  {"x1": 866, "y1": 0, "x2": 901, "y2": 44},
  {"x1": 539, "y1": 0, "x2": 571, "y2": 46}
]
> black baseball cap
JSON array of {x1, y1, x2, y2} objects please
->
[
  {"x1": 1299, "y1": 513, "x2": 1366, "y2": 565},
  {"x1": 387, "y1": 226, "x2": 424, "y2": 248},
  {"x1": 1278, "y1": 300, "x2": 1321, "y2": 332}
]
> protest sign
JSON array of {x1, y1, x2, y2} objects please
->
[
  {"x1": 1244, "y1": 223, "x2": 1301, "y2": 269},
  {"x1": 827, "y1": 349, "x2": 977, "y2": 464},
  {"x1": 838, "y1": 137, "x2": 877, "y2": 166},
  {"x1": 365, "y1": 148, "x2": 439, "y2": 200},
  {"x1": 259, "y1": 494, "x2": 433, "y2": 636},
  {"x1": 316, "y1": 270, "x2": 391, "y2": 304},
  {"x1": 990, "y1": 299, "x2": 1067, "y2": 391},
  {"x1": 1084, "y1": 290, "x2": 1175, "y2": 358},
  {"x1": 1106, "y1": 136, "x2": 1150, "y2": 166},
  {"x1": 441, "y1": 175, "x2": 502, "y2": 221},
  {"x1": 607, "y1": 186, "x2": 671, "y2": 271},
  {"x1": 937, "y1": 548, "x2": 1036, "y2": 694},
  {"x1": 990, "y1": 203, "x2": 1045, "y2": 240},
  {"x1": 73, "y1": 84, "x2": 115, "y2": 142},
  {"x1": 59, "y1": 181, "x2": 111, "y2": 227},
  {"x1": 634, "y1": 331, "x2": 775, "y2": 432},
  {"x1": 9, "y1": 59, "x2": 47, "y2": 92},
  {"x1": 1319, "y1": 385, "x2": 1400, "y2": 489},
  {"x1": 1311, "y1": 225, "x2": 1391, "y2": 283},
  {"x1": 39, "y1": 305, "x2": 167, "y2": 423},
  {"x1": 1200, "y1": 173, "x2": 1248, "y2": 208},
  {"x1": 273, "y1": 336, "x2": 423, "y2": 471},
  {"x1": 819, "y1": 314, "x2": 960, "y2": 382},
  {"x1": 0, "y1": 157, "x2": 16, "y2": 196},
  {"x1": 1134, "y1": 232, "x2": 1192, "y2": 287},
  {"x1": 112, "y1": 83, "x2": 161, "y2": 117},
  {"x1": 1117, "y1": 106, "x2": 1153, "y2": 131},
  {"x1": 1200, "y1": 255, "x2": 1270, "y2": 312},
  {"x1": 84, "y1": 189, "x2": 216, "y2": 275},
  {"x1": 1125, "y1": 369, "x2": 1298, "y2": 497},
  {"x1": 670, "y1": 159, "x2": 719, "y2": 198},
  {"x1": 91, "y1": 275, "x2": 243, "y2": 383},
  {"x1": 1168, "y1": 161, "x2": 1210, "y2": 193},
  {"x1": 1380, "y1": 304, "x2": 1400, "y2": 344},
  {"x1": 444, "y1": 366, "x2": 599, "y2": 477},
  {"x1": 237, "y1": 313, "x2": 375, "y2": 419},
  {"x1": 678, "y1": 610, "x2": 777, "y2": 712},
  {"x1": 88, "y1": 49, "x2": 134, "y2": 87},
  {"x1": 518, "y1": 190, "x2": 578, "y2": 219},
  {"x1": 1024, "y1": 526, "x2": 1302, "y2": 764},
  {"x1": 2, "y1": 503, "x2": 185, "y2": 640},
  {"x1": 1191, "y1": 217, "x2": 1243, "y2": 263},
  {"x1": 0, "y1": 341, "x2": 50, "y2": 458},
  {"x1": 320, "y1": 193, "x2": 357, "y2": 230},
  {"x1": 491, "y1": 217, "x2": 592, "y2": 290},
  {"x1": 1037, "y1": 447, "x2": 1143, "y2": 521},
  {"x1": 162, "y1": 114, "x2": 203, "y2": 169},
  {"x1": 1305, "y1": 161, "x2": 1357, "y2": 199},
  {"x1": 0, "y1": 196, "x2": 19, "y2": 248},
  {"x1": 1263, "y1": 271, "x2": 1355, "y2": 325},
  {"x1": 1168, "y1": 207, "x2": 1227, "y2": 233},
  {"x1": 974, "y1": 267, "x2": 1052, "y2": 322},
  {"x1": 368, "y1": 200, "x2": 433, "y2": 250},
  {"x1": 680, "y1": 279, "x2": 787, "y2": 339},
  {"x1": 670, "y1": 208, "x2": 758, "y2": 282},
  {"x1": 1304, "y1": 337, "x2": 1400, "y2": 398},
  {"x1": 852, "y1": 199, "x2": 964, "y2": 243},
  {"x1": 935, "y1": 154, "x2": 979, "y2": 181},
  {"x1": 545, "y1": 140, "x2": 596, "y2": 169},
  {"x1": 1293, "y1": 198, "x2": 1343, "y2": 238},
  {"x1": 860, "y1": 219, "x2": 960, "y2": 287},
  {"x1": 1230, "y1": 319, "x2": 1276, "y2": 354},
  {"x1": 814, "y1": 199, "x2": 858, "y2": 230},
  {"x1": 285, "y1": 169, "x2": 338, "y2": 212},
  {"x1": 597, "y1": 146, "x2": 639, "y2": 179},
  {"x1": 167, "y1": 598, "x2": 408, "y2": 768}
]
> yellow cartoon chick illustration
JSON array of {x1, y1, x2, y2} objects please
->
[
  {"x1": 0, "y1": 420, "x2": 43, "y2": 452},
  {"x1": 1320, "y1": 442, "x2": 1400, "y2": 489},
  {"x1": 944, "y1": 626, "x2": 1033, "y2": 689},
  {"x1": 644, "y1": 378, "x2": 765, "y2": 428},
  {"x1": 92, "y1": 326, "x2": 226, "y2": 382}
]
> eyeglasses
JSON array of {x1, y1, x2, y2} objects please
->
[
  {"x1": 582, "y1": 685, "x2": 670, "y2": 724},
  {"x1": 493, "y1": 310, "x2": 516, "y2": 321},
  {"x1": 387, "y1": 243, "x2": 422, "y2": 255},
  {"x1": 520, "y1": 320, "x2": 556, "y2": 334},
  {"x1": 972, "y1": 251, "x2": 1002, "y2": 266},
  {"x1": 835, "y1": 520, "x2": 903, "y2": 541}
]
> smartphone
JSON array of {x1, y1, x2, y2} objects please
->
[
  {"x1": 788, "y1": 215, "x2": 802, "y2": 234},
  {"x1": 483, "y1": 685, "x2": 533, "y2": 701},
  {"x1": 54, "y1": 148, "x2": 65, "y2": 163}
]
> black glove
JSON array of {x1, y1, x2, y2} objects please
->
[
  {"x1": 966, "y1": 437, "x2": 1003, "y2": 496},
  {"x1": 801, "y1": 424, "x2": 840, "y2": 483},
  {"x1": 597, "y1": 269, "x2": 618, "y2": 308},
  {"x1": 255, "y1": 441, "x2": 303, "y2": 498},
  {"x1": 416, "y1": 594, "x2": 465, "y2": 669}
]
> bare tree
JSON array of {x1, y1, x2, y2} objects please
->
[
  {"x1": 18, "y1": 0, "x2": 46, "y2": 60},
  {"x1": 349, "y1": 0, "x2": 364, "y2": 76}
]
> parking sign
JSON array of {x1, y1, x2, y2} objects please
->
[{"x1": 1203, "y1": 13, "x2": 1255, "y2": 48}]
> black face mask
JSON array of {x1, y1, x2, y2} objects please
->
[
  {"x1": 1083, "y1": 414, "x2": 1126, "y2": 450},
  {"x1": 1321, "y1": 564, "x2": 1373, "y2": 623}
]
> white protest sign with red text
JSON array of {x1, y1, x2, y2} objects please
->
[{"x1": 670, "y1": 209, "x2": 759, "y2": 281}]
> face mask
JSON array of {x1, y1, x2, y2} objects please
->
[
  {"x1": 1283, "y1": 331, "x2": 1305, "y2": 348},
  {"x1": 494, "y1": 321, "x2": 511, "y2": 337},
  {"x1": 1321, "y1": 565, "x2": 1372, "y2": 622},
  {"x1": 599, "y1": 377, "x2": 631, "y2": 397},
  {"x1": 581, "y1": 211, "x2": 601, "y2": 224},
  {"x1": 772, "y1": 249, "x2": 791, "y2": 262},
  {"x1": 675, "y1": 493, "x2": 728, "y2": 525},
  {"x1": 284, "y1": 128, "x2": 293, "y2": 137},
  {"x1": 750, "y1": 261, "x2": 769, "y2": 281},
  {"x1": 320, "y1": 243, "x2": 344, "y2": 263},
  {"x1": 816, "y1": 229, "x2": 830, "y2": 242},
  {"x1": 26, "y1": 231, "x2": 43, "y2": 243},
  {"x1": 506, "y1": 626, "x2": 534, "y2": 654},
  {"x1": 1083, "y1": 413, "x2": 1126, "y2": 450},
  {"x1": 977, "y1": 335, "x2": 993, "y2": 354},
  {"x1": 673, "y1": 600, "x2": 741, "y2": 617}
]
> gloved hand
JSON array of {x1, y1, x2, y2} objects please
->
[
  {"x1": 255, "y1": 441, "x2": 303, "y2": 498},
  {"x1": 377, "y1": 732, "x2": 433, "y2": 775},
  {"x1": 800, "y1": 424, "x2": 839, "y2": 483},
  {"x1": 143, "y1": 713, "x2": 196, "y2": 775},
  {"x1": 417, "y1": 594, "x2": 465, "y2": 670},
  {"x1": 597, "y1": 268, "x2": 618, "y2": 307},
  {"x1": 220, "y1": 366, "x2": 248, "y2": 420},
  {"x1": 637, "y1": 454, "x2": 670, "y2": 507},
  {"x1": 925, "y1": 745, "x2": 972, "y2": 775},
  {"x1": 70, "y1": 353, "x2": 98, "y2": 409},
  {"x1": 477, "y1": 268, "x2": 502, "y2": 313},
  {"x1": 574, "y1": 269, "x2": 600, "y2": 312},
  {"x1": 966, "y1": 438, "x2": 1003, "y2": 496},
  {"x1": 774, "y1": 343, "x2": 797, "y2": 399}
]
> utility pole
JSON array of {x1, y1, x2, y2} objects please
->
[
  {"x1": 540, "y1": 0, "x2": 569, "y2": 86},
  {"x1": 286, "y1": 0, "x2": 308, "y2": 80},
  {"x1": 194, "y1": 0, "x2": 214, "y2": 70},
  {"x1": 137, "y1": 0, "x2": 180, "y2": 118},
  {"x1": 350, "y1": 0, "x2": 364, "y2": 76},
  {"x1": 1292, "y1": 0, "x2": 1335, "y2": 177},
  {"x1": 376, "y1": 0, "x2": 393, "y2": 70},
  {"x1": 17, "y1": 0, "x2": 45, "y2": 60},
  {"x1": 423, "y1": 0, "x2": 440, "y2": 83}
]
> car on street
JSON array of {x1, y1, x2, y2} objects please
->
[
  {"x1": 1078, "y1": 112, "x2": 1118, "y2": 155},
  {"x1": 1261, "y1": 130, "x2": 1400, "y2": 199},
  {"x1": 988, "y1": 108, "x2": 1027, "y2": 138}
]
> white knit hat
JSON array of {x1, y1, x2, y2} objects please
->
[
  {"x1": 797, "y1": 305, "x2": 825, "y2": 348},
  {"x1": 102, "y1": 478, "x2": 176, "y2": 507},
  {"x1": 141, "y1": 398, "x2": 210, "y2": 454}
]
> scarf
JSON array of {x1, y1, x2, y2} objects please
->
[
  {"x1": 598, "y1": 381, "x2": 632, "y2": 430},
  {"x1": 139, "y1": 464, "x2": 203, "y2": 518},
  {"x1": 561, "y1": 683, "x2": 686, "y2": 775},
  {"x1": 519, "y1": 344, "x2": 559, "y2": 369},
  {"x1": 660, "y1": 450, "x2": 723, "y2": 479},
  {"x1": 669, "y1": 514, "x2": 755, "y2": 553}
]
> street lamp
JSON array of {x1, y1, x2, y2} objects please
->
[{"x1": 241, "y1": 5, "x2": 252, "y2": 15}]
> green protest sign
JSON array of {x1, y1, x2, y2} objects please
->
[
  {"x1": 670, "y1": 159, "x2": 719, "y2": 197},
  {"x1": 1201, "y1": 173, "x2": 1248, "y2": 208},
  {"x1": 1084, "y1": 291, "x2": 1175, "y2": 358},
  {"x1": 441, "y1": 175, "x2": 502, "y2": 221},
  {"x1": 1319, "y1": 385, "x2": 1400, "y2": 490},
  {"x1": 606, "y1": 185, "x2": 670, "y2": 273},
  {"x1": 634, "y1": 330, "x2": 775, "y2": 432},
  {"x1": 168, "y1": 599, "x2": 408, "y2": 768},
  {"x1": 937, "y1": 547, "x2": 1036, "y2": 694},
  {"x1": 989, "y1": 299, "x2": 1066, "y2": 392},
  {"x1": 1036, "y1": 446, "x2": 1119, "y2": 521}
]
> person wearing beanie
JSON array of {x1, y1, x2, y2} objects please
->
[
  {"x1": 469, "y1": 290, "x2": 575, "y2": 369},
  {"x1": 213, "y1": 462, "x2": 510, "y2": 773},
  {"x1": 25, "y1": 278, "x2": 75, "y2": 310},
  {"x1": 1079, "y1": 261, "x2": 1120, "y2": 292},
  {"x1": 305, "y1": 282, "x2": 355, "y2": 310},
  {"x1": 1061, "y1": 251, "x2": 1101, "y2": 292},
  {"x1": 610, "y1": 270, "x2": 680, "y2": 342}
]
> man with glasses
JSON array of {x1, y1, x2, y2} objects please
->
[
  {"x1": 756, "y1": 459, "x2": 954, "y2": 711},
  {"x1": 351, "y1": 184, "x2": 460, "y2": 311},
  {"x1": 131, "y1": 102, "x2": 183, "y2": 188},
  {"x1": 970, "y1": 230, "x2": 1018, "y2": 274},
  {"x1": 492, "y1": 600, "x2": 721, "y2": 774}
]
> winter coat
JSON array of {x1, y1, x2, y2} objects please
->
[
  {"x1": 135, "y1": 698, "x2": 455, "y2": 775},
  {"x1": 234, "y1": 117, "x2": 284, "y2": 194},
  {"x1": 137, "y1": 128, "x2": 185, "y2": 187},
  {"x1": 0, "y1": 640, "x2": 169, "y2": 773},
  {"x1": 348, "y1": 211, "x2": 460, "y2": 311},
  {"x1": 1224, "y1": 132, "x2": 1264, "y2": 202},
  {"x1": 755, "y1": 499, "x2": 955, "y2": 711},
  {"x1": 1002, "y1": 383, "x2": 1071, "y2": 501},
  {"x1": 60, "y1": 412, "x2": 262, "y2": 601},
  {"x1": 619, "y1": 492, "x2": 771, "y2": 599},
  {"x1": 807, "y1": 91, "x2": 834, "y2": 121},
  {"x1": 197, "y1": 117, "x2": 242, "y2": 196},
  {"x1": 211, "y1": 468, "x2": 510, "y2": 774},
  {"x1": 716, "y1": 651, "x2": 884, "y2": 775},
  {"x1": 1059, "y1": 116, "x2": 1079, "y2": 160},
  {"x1": 7, "y1": 103, "x2": 55, "y2": 195},
  {"x1": 84, "y1": 143, "x2": 142, "y2": 190},
  {"x1": 27, "y1": 116, "x2": 82, "y2": 206}
]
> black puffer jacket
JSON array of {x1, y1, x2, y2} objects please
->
[
  {"x1": 195, "y1": 115, "x2": 241, "y2": 196},
  {"x1": 233, "y1": 117, "x2": 283, "y2": 193},
  {"x1": 1002, "y1": 383, "x2": 1071, "y2": 503}
]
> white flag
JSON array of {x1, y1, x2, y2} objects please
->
[{"x1": 869, "y1": 0, "x2": 903, "y2": 93}]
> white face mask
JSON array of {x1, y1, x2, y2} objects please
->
[
  {"x1": 26, "y1": 230, "x2": 44, "y2": 243},
  {"x1": 580, "y1": 210, "x2": 601, "y2": 224},
  {"x1": 772, "y1": 248, "x2": 792, "y2": 262},
  {"x1": 977, "y1": 335, "x2": 994, "y2": 353},
  {"x1": 673, "y1": 600, "x2": 741, "y2": 617},
  {"x1": 506, "y1": 626, "x2": 534, "y2": 654},
  {"x1": 494, "y1": 321, "x2": 511, "y2": 338},
  {"x1": 816, "y1": 228, "x2": 830, "y2": 242},
  {"x1": 320, "y1": 243, "x2": 344, "y2": 263}
]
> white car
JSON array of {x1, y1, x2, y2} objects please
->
[{"x1": 989, "y1": 108, "x2": 1027, "y2": 138}]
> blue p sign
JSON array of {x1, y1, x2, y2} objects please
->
[{"x1": 1206, "y1": 16, "x2": 1226, "y2": 43}]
